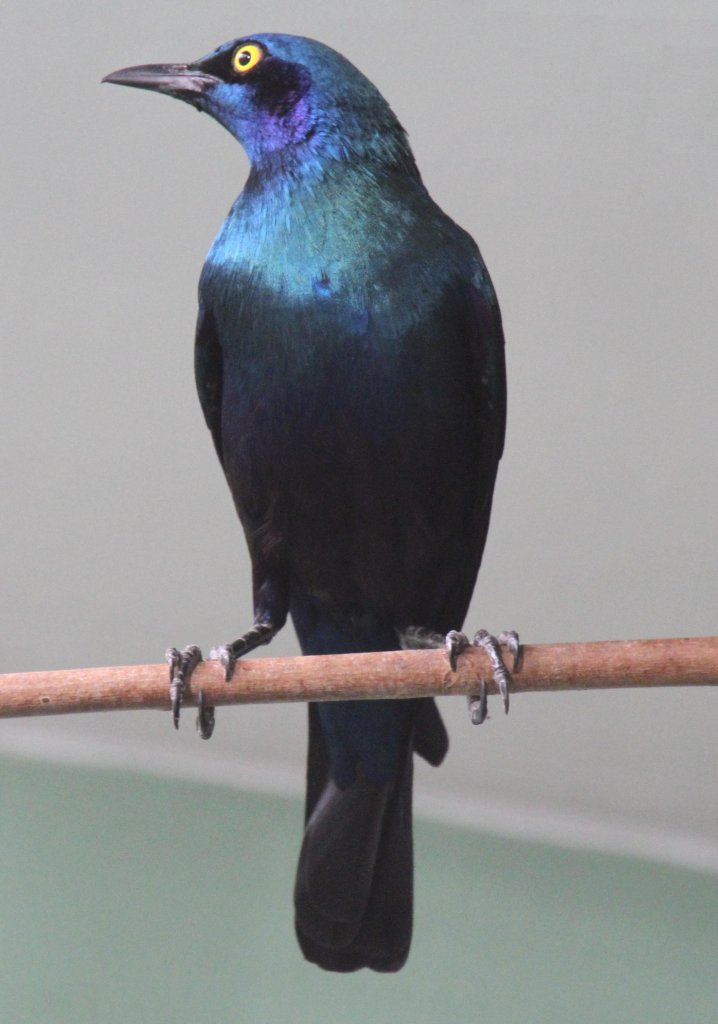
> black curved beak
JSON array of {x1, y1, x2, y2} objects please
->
[{"x1": 102, "y1": 63, "x2": 218, "y2": 101}]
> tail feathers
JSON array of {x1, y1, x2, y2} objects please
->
[
  {"x1": 295, "y1": 774, "x2": 391, "y2": 941},
  {"x1": 413, "y1": 697, "x2": 449, "y2": 766},
  {"x1": 295, "y1": 698, "x2": 447, "y2": 972},
  {"x1": 294, "y1": 742, "x2": 414, "y2": 972}
]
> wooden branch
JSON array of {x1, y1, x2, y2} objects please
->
[{"x1": 0, "y1": 637, "x2": 715, "y2": 720}]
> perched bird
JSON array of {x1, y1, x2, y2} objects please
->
[{"x1": 104, "y1": 34, "x2": 511, "y2": 973}]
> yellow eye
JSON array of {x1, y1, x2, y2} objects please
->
[{"x1": 232, "y1": 43, "x2": 264, "y2": 75}]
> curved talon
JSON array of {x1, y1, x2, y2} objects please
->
[
  {"x1": 196, "y1": 689, "x2": 215, "y2": 740},
  {"x1": 498, "y1": 630, "x2": 522, "y2": 673},
  {"x1": 445, "y1": 630, "x2": 471, "y2": 673},
  {"x1": 467, "y1": 680, "x2": 488, "y2": 725},
  {"x1": 171, "y1": 686, "x2": 181, "y2": 729},
  {"x1": 474, "y1": 629, "x2": 511, "y2": 714},
  {"x1": 166, "y1": 647, "x2": 180, "y2": 681}
]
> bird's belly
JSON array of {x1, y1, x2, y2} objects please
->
[{"x1": 219, "y1": 331, "x2": 479, "y2": 628}]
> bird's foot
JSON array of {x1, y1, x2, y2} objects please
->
[
  {"x1": 403, "y1": 626, "x2": 520, "y2": 724},
  {"x1": 209, "y1": 620, "x2": 278, "y2": 681},
  {"x1": 446, "y1": 629, "x2": 521, "y2": 724},
  {"x1": 400, "y1": 625, "x2": 521, "y2": 723},
  {"x1": 165, "y1": 644, "x2": 215, "y2": 739},
  {"x1": 471, "y1": 629, "x2": 519, "y2": 720}
]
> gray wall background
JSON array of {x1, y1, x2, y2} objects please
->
[{"x1": 2, "y1": 1, "x2": 716, "y2": 862}]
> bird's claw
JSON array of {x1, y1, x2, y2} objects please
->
[
  {"x1": 446, "y1": 628, "x2": 520, "y2": 724},
  {"x1": 209, "y1": 621, "x2": 278, "y2": 681},
  {"x1": 209, "y1": 643, "x2": 237, "y2": 682},
  {"x1": 473, "y1": 629, "x2": 513, "y2": 715},
  {"x1": 196, "y1": 688, "x2": 215, "y2": 740},
  {"x1": 467, "y1": 679, "x2": 488, "y2": 725},
  {"x1": 165, "y1": 644, "x2": 203, "y2": 731},
  {"x1": 445, "y1": 629, "x2": 471, "y2": 673},
  {"x1": 497, "y1": 629, "x2": 522, "y2": 673}
]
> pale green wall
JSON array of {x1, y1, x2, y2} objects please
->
[{"x1": 1, "y1": 757, "x2": 715, "y2": 1024}]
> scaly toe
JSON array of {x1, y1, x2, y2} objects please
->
[
  {"x1": 498, "y1": 629, "x2": 522, "y2": 672},
  {"x1": 445, "y1": 630, "x2": 471, "y2": 673},
  {"x1": 473, "y1": 629, "x2": 512, "y2": 715},
  {"x1": 165, "y1": 644, "x2": 202, "y2": 729},
  {"x1": 209, "y1": 643, "x2": 237, "y2": 682}
]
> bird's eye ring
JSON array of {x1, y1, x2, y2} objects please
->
[{"x1": 232, "y1": 44, "x2": 264, "y2": 75}]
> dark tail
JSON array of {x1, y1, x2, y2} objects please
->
[{"x1": 294, "y1": 698, "x2": 448, "y2": 972}]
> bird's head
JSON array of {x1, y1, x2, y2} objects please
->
[{"x1": 103, "y1": 34, "x2": 416, "y2": 179}]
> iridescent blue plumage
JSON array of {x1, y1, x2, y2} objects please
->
[{"x1": 104, "y1": 33, "x2": 506, "y2": 972}]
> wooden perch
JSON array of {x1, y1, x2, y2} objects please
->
[{"x1": 0, "y1": 637, "x2": 716, "y2": 720}]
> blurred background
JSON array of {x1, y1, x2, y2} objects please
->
[{"x1": 1, "y1": 1, "x2": 716, "y2": 1021}]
